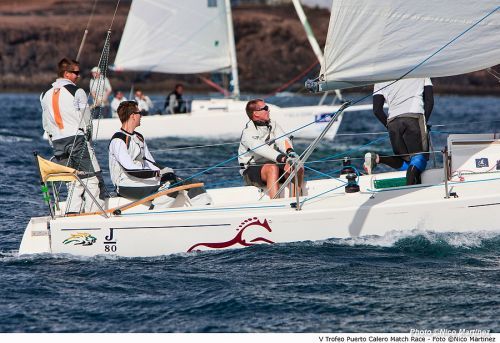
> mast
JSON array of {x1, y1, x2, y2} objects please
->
[
  {"x1": 292, "y1": 0, "x2": 342, "y2": 100},
  {"x1": 292, "y1": 0, "x2": 323, "y2": 66},
  {"x1": 224, "y1": 0, "x2": 240, "y2": 99}
]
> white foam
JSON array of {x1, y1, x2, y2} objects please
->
[{"x1": 322, "y1": 230, "x2": 500, "y2": 248}]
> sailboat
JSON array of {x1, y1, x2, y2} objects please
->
[
  {"x1": 20, "y1": 1, "x2": 500, "y2": 257},
  {"x1": 90, "y1": 0, "x2": 369, "y2": 141}
]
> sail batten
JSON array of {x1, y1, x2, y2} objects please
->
[
  {"x1": 114, "y1": 0, "x2": 232, "y2": 74},
  {"x1": 319, "y1": 0, "x2": 500, "y2": 91}
]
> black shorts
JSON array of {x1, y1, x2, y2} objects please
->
[
  {"x1": 242, "y1": 164, "x2": 286, "y2": 188},
  {"x1": 387, "y1": 115, "x2": 428, "y2": 162}
]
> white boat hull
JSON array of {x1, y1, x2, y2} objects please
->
[
  {"x1": 19, "y1": 169, "x2": 500, "y2": 257},
  {"x1": 91, "y1": 100, "x2": 372, "y2": 141},
  {"x1": 22, "y1": 133, "x2": 500, "y2": 257}
]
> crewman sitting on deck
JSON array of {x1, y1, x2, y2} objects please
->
[
  {"x1": 238, "y1": 98, "x2": 304, "y2": 199},
  {"x1": 108, "y1": 101, "x2": 212, "y2": 208}
]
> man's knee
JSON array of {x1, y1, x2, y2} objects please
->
[{"x1": 262, "y1": 164, "x2": 279, "y2": 180}]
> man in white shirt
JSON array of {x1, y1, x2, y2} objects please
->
[
  {"x1": 134, "y1": 89, "x2": 154, "y2": 115},
  {"x1": 364, "y1": 78, "x2": 434, "y2": 185},
  {"x1": 110, "y1": 90, "x2": 127, "y2": 118},
  {"x1": 89, "y1": 66, "x2": 112, "y2": 118},
  {"x1": 238, "y1": 99, "x2": 303, "y2": 198},
  {"x1": 40, "y1": 58, "x2": 104, "y2": 213},
  {"x1": 109, "y1": 101, "x2": 212, "y2": 208}
]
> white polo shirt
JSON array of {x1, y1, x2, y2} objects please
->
[{"x1": 373, "y1": 78, "x2": 432, "y2": 120}]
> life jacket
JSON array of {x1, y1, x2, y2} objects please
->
[
  {"x1": 41, "y1": 80, "x2": 88, "y2": 141},
  {"x1": 109, "y1": 130, "x2": 160, "y2": 189},
  {"x1": 237, "y1": 119, "x2": 293, "y2": 173},
  {"x1": 164, "y1": 91, "x2": 183, "y2": 112}
]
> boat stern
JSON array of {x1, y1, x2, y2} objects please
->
[{"x1": 19, "y1": 216, "x2": 51, "y2": 255}]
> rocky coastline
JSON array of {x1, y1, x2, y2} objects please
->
[{"x1": 0, "y1": 0, "x2": 498, "y2": 95}]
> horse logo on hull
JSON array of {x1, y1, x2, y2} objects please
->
[{"x1": 187, "y1": 217, "x2": 274, "y2": 252}]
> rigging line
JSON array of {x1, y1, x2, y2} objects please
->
[
  {"x1": 149, "y1": 131, "x2": 390, "y2": 153},
  {"x1": 258, "y1": 163, "x2": 297, "y2": 201},
  {"x1": 108, "y1": 0, "x2": 121, "y2": 31},
  {"x1": 199, "y1": 76, "x2": 231, "y2": 96},
  {"x1": 486, "y1": 68, "x2": 500, "y2": 82},
  {"x1": 350, "y1": 5, "x2": 500, "y2": 108},
  {"x1": 63, "y1": 3, "x2": 119, "y2": 199},
  {"x1": 262, "y1": 60, "x2": 319, "y2": 98},
  {"x1": 157, "y1": 8, "x2": 499, "y2": 192},
  {"x1": 151, "y1": 141, "x2": 240, "y2": 152},
  {"x1": 165, "y1": 103, "x2": 350, "y2": 192},
  {"x1": 76, "y1": 0, "x2": 99, "y2": 61},
  {"x1": 301, "y1": 184, "x2": 347, "y2": 206},
  {"x1": 304, "y1": 165, "x2": 339, "y2": 180},
  {"x1": 90, "y1": 22, "x2": 116, "y2": 143},
  {"x1": 431, "y1": 119, "x2": 500, "y2": 128},
  {"x1": 318, "y1": 136, "x2": 388, "y2": 162},
  {"x1": 164, "y1": 146, "x2": 445, "y2": 174},
  {"x1": 67, "y1": 0, "x2": 105, "y2": 171}
]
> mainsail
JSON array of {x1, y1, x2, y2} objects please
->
[
  {"x1": 114, "y1": 0, "x2": 232, "y2": 74},
  {"x1": 318, "y1": 0, "x2": 500, "y2": 91}
]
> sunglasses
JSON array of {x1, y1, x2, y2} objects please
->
[
  {"x1": 67, "y1": 70, "x2": 80, "y2": 76},
  {"x1": 132, "y1": 111, "x2": 142, "y2": 115},
  {"x1": 255, "y1": 105, "x2": 269, "y2": 112}
]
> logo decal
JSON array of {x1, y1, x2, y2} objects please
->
[
  {"x1": 315, "y1": 113, "x2": 331, "y2": 123},
  {"x1": 187, "y1": 217, "x2": 274, "y2": 252},
  {"x1": 63, "y1": 233, "x2": 96, "y2": 246},
  {"x1": 475, "y1": 158, "x2": 489, "y2": 168}
]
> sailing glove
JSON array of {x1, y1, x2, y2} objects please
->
[
  {"x1": 286, "y1": 151, "x2": 300, "y2": 167},
  {"x1": 160, "y1": 167, "x2": 177, "y2": 184}
]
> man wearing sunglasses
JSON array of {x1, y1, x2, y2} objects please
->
[
  {"x1": 109, "y1": 101, "x2": 212, "y2": 208},
  {"x1": 40, "y1": 57, "x2": 103, "y2": 214},
  {"x1": 238, "y1": 99, "x2": 304, "y2": 199}
]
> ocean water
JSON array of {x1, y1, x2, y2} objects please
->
[{"x1": 0, "y1": 93, "x2": 499, "y2": 332}]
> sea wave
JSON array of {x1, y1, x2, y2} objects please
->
[
  {"x1": 4, "y1": 230, "x2": 499, "y2": 263},
  {"x1": 320, "y1": 230, "x2": 500, "y2": 256},
  {"x1": 0, "y1": 128, "x2": 37, "y2": 142}
]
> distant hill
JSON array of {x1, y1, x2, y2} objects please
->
[{"x1": 0, "y1": 0, "x2": 498, "y2": 95}]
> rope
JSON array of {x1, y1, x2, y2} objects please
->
[
  {"x1": 301, "y1": 183, "x2": 347, "y2": 205},
  {"x1": 317, "y1": 136, "x2": 388, "y2": 162},
  {"x1": 341, "y1": 6, "x2": 500, "y2": 109},
  {"x1": 148, "y1": 117, "x2": 500, "y2": 154},
  {"x1": 63, "y1": 0, "x2": 122, "y2": 212},
  {"x1": 126, "y1": 7, "x2": 500, "y2": 201},
  {"x1": 487, "y1": 67, "x2": 500, "y2": 83},
  {"x1": 152, "y1": 141, "x2": 239, "y2": 152},
  {"x1": 76, "y1": 0, "x2": 99, "y2": 61},
  {"x1": 262, "y1": 60, "x2": 319, "y2": 98},
  {"x1": 108, "y1": 0, "x2": 121, "y2": 31},
  {"x1": 199, "y1": 76, "x2": 231, "y2": 96},
  {"x1": 148, "y1": 132, "x2": 389, "y2": 153}
]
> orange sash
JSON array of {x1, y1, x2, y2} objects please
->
[{"x1": 52, "y1": 88, "x2": 64, "y2": 129}]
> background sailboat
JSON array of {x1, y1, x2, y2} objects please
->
[
  {"x1": 90, "y1": 0, "x2": 371, "y2": 141},
  {"x1": 113, "y1": 0, "x2": 240, "y2": 96}
]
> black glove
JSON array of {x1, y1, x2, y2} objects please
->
[
  {"x1": 161, "y1": 171, "x2": 178, "y2": 184},
  {"x1": 276, "y1": 153, "x2": 287, "y2": 164}
]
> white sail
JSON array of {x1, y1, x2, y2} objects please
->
[
  {"x1": 113, "y1": 0, "x2": 232, "y2": 74},
  {"x1": 319, "y1": 0, "x2": 500, "y2": 91}
]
